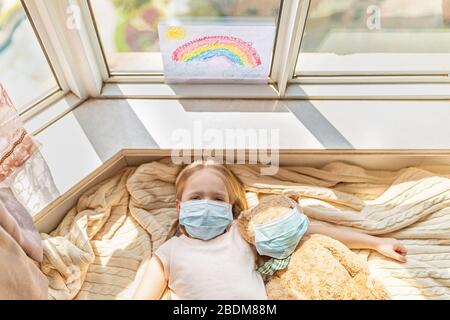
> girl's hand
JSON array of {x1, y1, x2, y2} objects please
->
[{"x1": 374, "y1": 237, "x2": 408, "y2": 263}]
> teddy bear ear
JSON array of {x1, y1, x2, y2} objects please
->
[
  {"x1": 238, "y1": 207, "x2": 253, "y2": 223},
  {"x1": 237, "y1": 208, "x2": 255, "y2": 244}
]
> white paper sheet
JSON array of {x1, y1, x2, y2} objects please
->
[{"x1": 158, "y1": 19, "x2": 276, "y2": 83}]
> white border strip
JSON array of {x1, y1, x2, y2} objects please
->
[{"x1": 285, "y1": 83, "x2": 450, "y2": 100}]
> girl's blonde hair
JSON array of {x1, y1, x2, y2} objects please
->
[{"x1": 175, "y1": 160, "x2": 248, "y2": 218}]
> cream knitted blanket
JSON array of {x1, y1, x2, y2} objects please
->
[{"x1": 40, "y1": 158, "x2": 450, "y2": 300}]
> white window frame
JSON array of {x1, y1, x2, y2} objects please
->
[
  {"x1": 19, "y1": 0, "x2": 109, "y2": 133},
  {"x1": 3, "y1": 0, "x2": 66, "y2": 115},
  {"x1": 17, "y1": 0, "x2": 77, "y2": 129},
  {"x1": 86, "y1": 0, "x2": 289, "y2": 98},
  {"x1": 285, "y1": 0, "x2": 450, "y2": 99},
  {"x1": 287, "y1": 0, "x2": 450, "y2": 82}
]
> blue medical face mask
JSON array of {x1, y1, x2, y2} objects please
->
[
  {"x1": 179, "y1": 199, "x2": 233, "y2": 241},
  {"x1": 254, "y1": 206, "x2": 309, "y2": 259}
]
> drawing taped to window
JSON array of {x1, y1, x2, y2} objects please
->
[{"x1": 158, "y1": 21, "x2": 276, "y2": 83}]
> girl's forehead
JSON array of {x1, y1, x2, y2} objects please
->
[{"x1": 185, "y1": 169, "x2": 228, "y2": 191}]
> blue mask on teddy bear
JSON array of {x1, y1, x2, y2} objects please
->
[{"x1": 254, "y1": 206, "x2": 309, "y2": 259}]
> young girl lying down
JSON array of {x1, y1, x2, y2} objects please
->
[{"x1": 134, "y1": 161, "x2": 407, "y2": 300}]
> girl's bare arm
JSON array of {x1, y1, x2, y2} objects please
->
[
  {"x1": 133, "y1": 256, "x2": 168, "y2": 300},
  {"x1": 306, "y1": 221, "x2": 407, "y2": 263}
]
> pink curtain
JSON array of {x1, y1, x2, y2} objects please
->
[
  {"x1": 0, "y1": 82, "x2": 44, "y2": 259},
  {"x1": 0, "y1": 83, "x2": 39, "y2": 182}
]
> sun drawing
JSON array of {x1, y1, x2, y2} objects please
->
[{"x1": 166, "y1": 26, "x2": 186, "y2": 40}]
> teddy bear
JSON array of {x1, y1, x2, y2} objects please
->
[{"x1": 237, "y1": 195, "x2": 390, "y2": 300}]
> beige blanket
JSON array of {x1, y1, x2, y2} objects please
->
[{"x1": 40, "y1": 158, "x2": 450, "y2": 300}]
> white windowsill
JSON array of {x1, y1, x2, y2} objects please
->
[{"x1": 34, "y1": 98, "x2": 450, "y2": 187}]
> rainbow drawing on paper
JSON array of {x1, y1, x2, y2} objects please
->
[{"x1": 171, "y1": 36, "x2": 262, "y2": 68}]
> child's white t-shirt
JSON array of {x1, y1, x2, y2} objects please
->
[{"x1": 154, "y1": 220, "x2": 267, "y2": 300}]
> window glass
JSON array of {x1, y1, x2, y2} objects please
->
[
  {"x1": 0, "y1": 0, "x2": 59, "y2": 111},
  {"x1": 295, "y1": 0, "x2": 450, "y2": 76}
]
